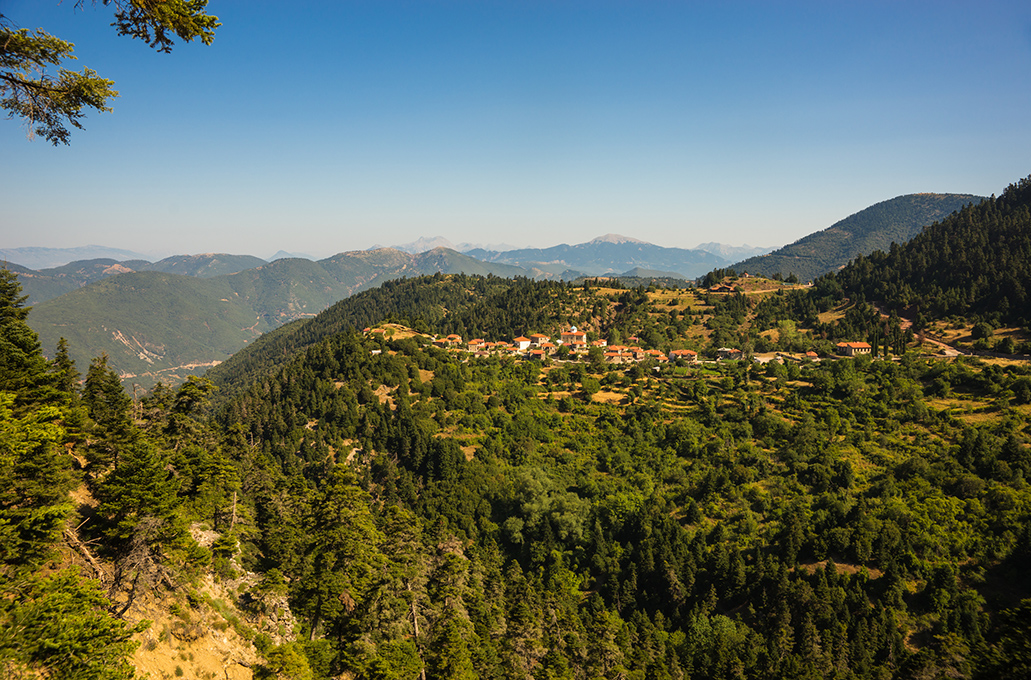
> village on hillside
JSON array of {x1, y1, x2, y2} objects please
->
[{"x1": 364, "y1": 324, "x2": 875, "y2": 365}]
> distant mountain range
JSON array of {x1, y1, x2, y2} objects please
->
[
  {"x1": 694, "y1": 242, "x2": 772, "y2": 261},
  {"x1": 463, "y1": 234, "x2": 730, "y2": 279},
  {"x1": 7, "y1": 191, "x2": 988, "y2": 385},
  {"x1": 12, "y1": 254, "x2": 269, "y2": 305},
  {"x1": 729, "y1": 193, "x2": 984, "y2": 282},
  {"x1": 267, "y1": 250, "x2": 315, "y2": 261},
  {"x1": 390, "y1": 235, "x2": 771, "y2": 277},
  {"x1": 389, "y1": 237, "x2": 521, "y2": 254},
  {"x1": 9, "y1": 237, "x2": 773, "y2": 306},
  {"x1": 0, "y1": 245, "x2": 152, "y2": 270}
]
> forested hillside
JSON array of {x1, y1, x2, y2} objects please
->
[
  {"x1": 207, "y1": 275, "x2": 573, "y2": 397},
  {"x1": 835, "y1": 177, "x2": 1031, "y2": 329},
  {"x1": 731, "y1": 193, "x2": 982, "y2": 282},
  {"x1": 24, "y1": 249, "x2": 529, "y2": 386},
  {"x1": 3, "y1": 259, "x2": 1031, "y2": 678}
]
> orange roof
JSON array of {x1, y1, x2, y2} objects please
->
[{"x1": 513, "y1": 336, "x2": 531, "y2": 342}]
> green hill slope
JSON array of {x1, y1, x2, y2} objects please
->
[
  {"x1": 144, "y1": 253, "x2": 268, "y2": 278},
  {"x1": 206, "y1": 274, "x2": 567, "y2": 396},
  {"x1": 14, "y1": 259, "x2": 149, "y2": 304},
  {"x1": 835, "y1": 176, "x2": 1031, "y2": 326},
  {"x1": 29, "y1": 271, "x2": 270, "y2": 385},
  {"x1": 732, "y1": 193, "x2": 982, "y2": 281},
  {"x1": 15, "y1": 253, "x2": 269, "y2": 304},
  {"x1": 24, "y1": 248, "x2": 530, "y2": 385}
]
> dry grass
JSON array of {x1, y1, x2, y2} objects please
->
[
  {"x1": 592, "y1": 390, "x2": 626, "y2": 404},
  {"x1": 373, "y1": 384, "x2": 394, "y2": 408},
  {"x1": 131, "y1": 578, "x2": 259, "y2": 680},
  {"x1": 818, "y1": 308, "x2": 848, "y2": 325},
  {"x1": 378, "y1": 323, "x2": 428, "y2": 340},
  {"x1": 797, "y1": 560, "x2": 883, "y2": 579}
]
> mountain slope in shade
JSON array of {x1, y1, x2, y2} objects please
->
[
  {"x1": 618, "y1": 267, "x2": 687, "y2": 279},
  {"x1": 730, "y1": 193, "x2": 983, "y2": 282},
  {"x1": 834, "y1": 177, "x2": 1031, "y2": 326},
  {"x1": 26, "y1": 248, "x2": 530, "y2": 385}
]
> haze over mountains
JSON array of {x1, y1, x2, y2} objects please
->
[
  {"x1": 9, "y1": 236, "x2": 766, "y2": 306},
  {"x1": 390, "y1": 234, "x2": 773, "y2": 279},
  {"x1": 5, "y1": 190, "x2": 983, "y2": 385},
  {"x1": 0, "y1": 245, "x2": 152, "y2": 270}
]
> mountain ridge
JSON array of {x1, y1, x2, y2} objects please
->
[
  {"x1": 729, "y1": 193, "x2": 983, "y2": 281},
  {"x1": 26, "y1": 247, "x2": 530, "y2": 384}
]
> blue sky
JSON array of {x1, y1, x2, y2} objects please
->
[{"x1": 2, "y1": 1, "x2": 1030, "y2": 259}]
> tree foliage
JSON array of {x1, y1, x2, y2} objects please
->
[{"x1": 1, "y1": 0, "x2": 219, "y2": 143}]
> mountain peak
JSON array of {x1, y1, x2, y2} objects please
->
[
  {"x1": 588, "y1": 234, "x2": 651, "y2": 245},
  {"x1": 268, "y1": 250, "x2": 315, "y2": 261},
  {"x1": 393, "y1": 236, "x2": 456, "y2": 254}
]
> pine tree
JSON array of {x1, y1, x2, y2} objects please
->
[
  {"x1": 0, "y1": 570, "x2": 147, "y2": 680},
  {"x1": 50, "y1": 337, "x2": 80, "y2": 396},
  {"x1": 82, "y1": 355, "x2": 134, "y2": 471},
  {"x1": 0, "y1": 392, "x2": 75, "y2": 571},
  {"x1": 0, "y1": 269, "x2": 50, "y2": 408}
]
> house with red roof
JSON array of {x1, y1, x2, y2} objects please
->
[
  {"x1": 529, "y1": 333, "x2": 551, "y2": 347},
  {"x1": 669, "y1": 349, "x2": 698, "y2": 363},
  {"x1": 561, "y1": 327, "x2": 588, "y2": 346},
  {"x1": 717, "y1": 347, "x2": 743, "y2": 360},
  {"x1": 836, "y1": 342, "x2": 872, "y2": 357}
]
